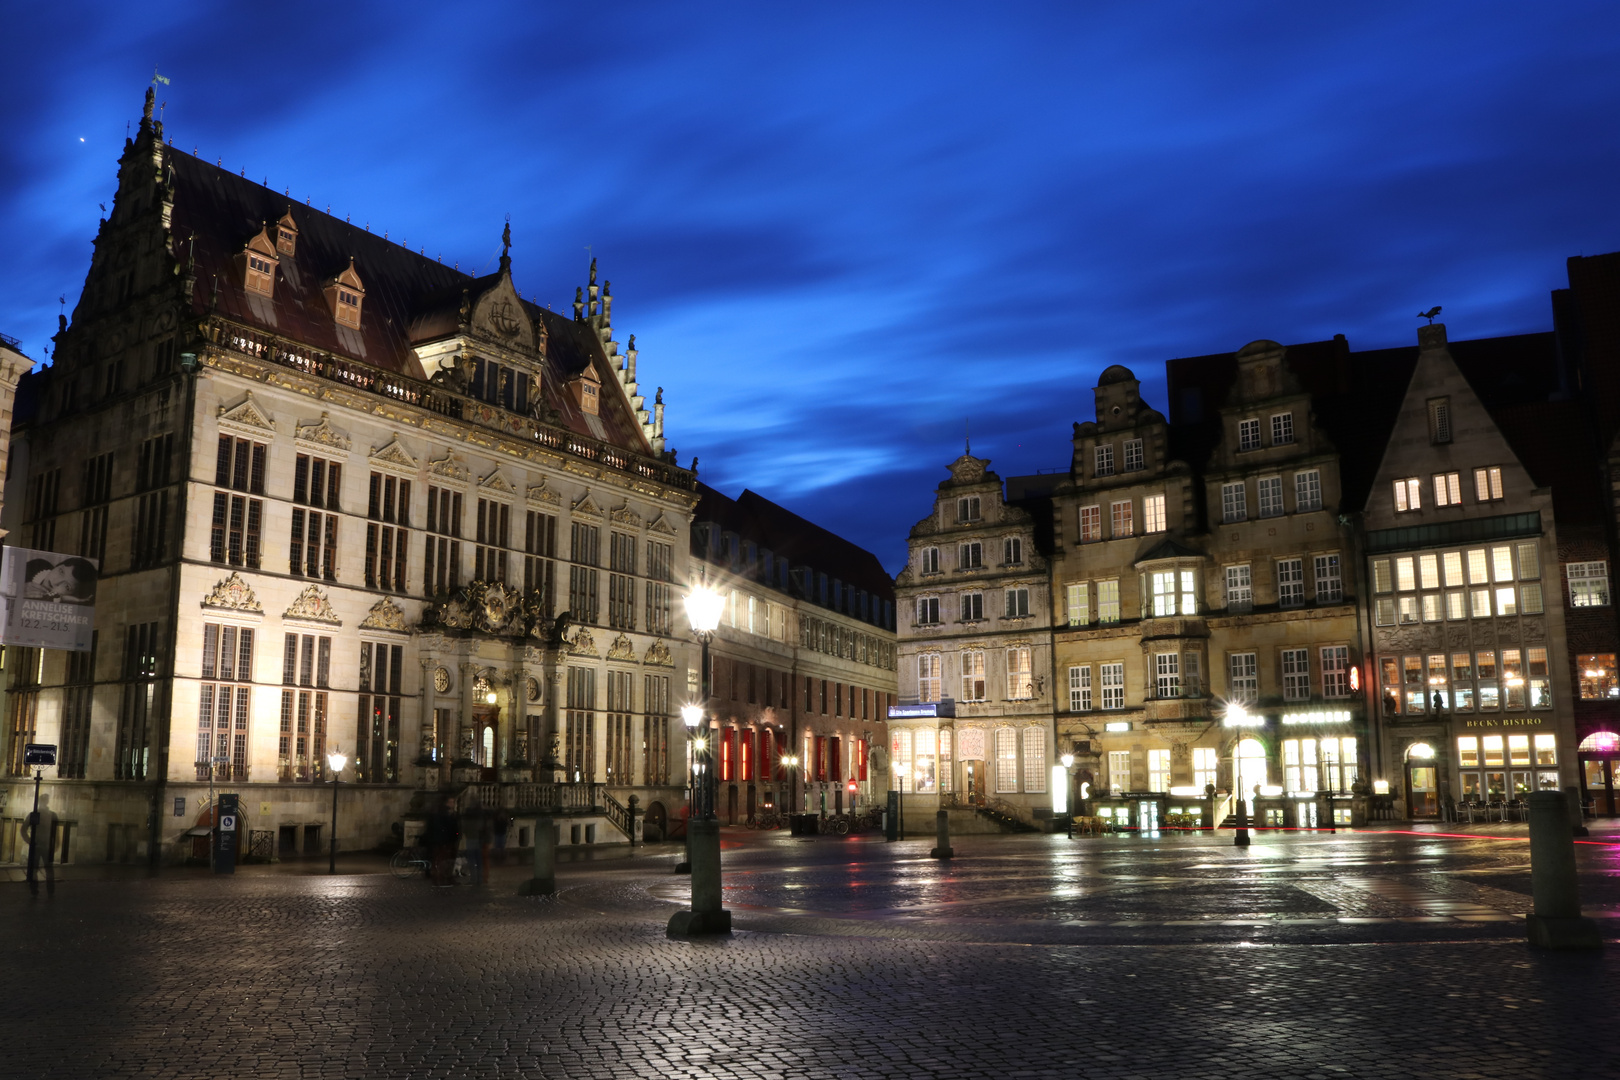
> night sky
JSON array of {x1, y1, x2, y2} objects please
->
[{"x1": 6, "y1": 3, "x2": 1620, "y2": 573}]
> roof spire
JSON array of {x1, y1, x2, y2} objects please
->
[
  {"x1": 141, "y1": 86, "x2": 154, "y2": 132},
  {"x1": 500, "y1": 215, "x2": 512, "y2": 274},
  {"x1": 587, "y1": 258, "x2": 599, "y2": 318},
  {"x1": 602, "y1": 280, "x2": 611, "y2": 325},
  {"x1": 573, "y1": 287, "x2": 584, "y2": 322}
]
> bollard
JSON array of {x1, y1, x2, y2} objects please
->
[
  {"x1": 517, "y1": 815, "x2": 556, "y2": 896},
  {"x1": 929, "y1": 809, "x2": 953, "y2": 859},
  {"x1": 667, "y1": 818, "x2": 731, "y2": 936},
  {"x1": 1565, "y1": 785, "x2": 1589, "y2": 838},
  {"x1": 1525, "y1": 791, "x2": 1601, "y2": 950}
]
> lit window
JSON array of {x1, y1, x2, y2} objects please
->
[
  {"x1": 1295, "y1": 470, "x2": 1322, "y2": 511},
  {"x1": 1007, "y1": 647, "x2": 1034, "y2": 700},
  {"x1": 1143, "y1": 493, "x2": 1166, "y2": 533},
  {"x1": 324, "y1": 258, "x2": 366, "y2": 328},
  {"x1": 1433, "y1": 472, "x2": 1462, "y2": 506},
  {"x1": 1193, "y1": 747, "x2": 1217, "y2": 791},
  {"x1": 1535, "y1": 733, "x2": 1557, "y2": 766},
  {"x1": 1467, "y1": 549, "x2": 1489, "y2": 585},
  {"x1": 1148, "y1": 748, "x2": 1171, "y2": 792},
  {"x1": 1396, "y1": 557, "x2": 1415, "y2": 591},
  {"x1": 1238, "y1": 418, "x2": 1261, "y2": 452},
  {"x1": 1078, "y1": 505, "x2": 1101, "y2": 542},
  {"x1": 917, "y1": 654, "x2": 941, "y2": 703},
  {"x1": 1419, "y1": 553, "x2": 1439, "y2": 590},
  {"x1": 1516, "y1": 541, "x2": 1540, "y2": 579},
  {"x1": 1069, "y1": 665, "x2": 1092, "y2": 711},
  {"x1": 1094, "y1": 445, "x2": 1114, "y2": 477},
  {"x1": 1372, "y1": 559, "x2": 1392, "y2": 593},
  {"x1": 1394, "y1": 477, "x2": 1421, "y2": 512},
  {"x1": 1155, "y1": 652, "x2": 1181, "y2": 698},
  {"x1": 1221, "y1": 481, "x2": 1247, "y2": 523},
  {"x1": 1579, "y1": 654, "x2": 1617, "y2": 700},
  {"x1": 995, "y1": 727, "x2": 1018, "y2": 793},
  {"x1": 1097, "y1": 580, "x2": 1120, "y2": 624},
  {"x1": 1474, "y1": 466, "x2": 1504, "y2": 501},
  {"x1": 1443, "y1": 551, "x2": 1464, "y2": 587},
  {"x1": 1066, "y1": 582, "x2": 1089, "y2": 626},
  {"x1": 1271, "y1": 413, "x2": 1294, "y2": 445},
  {"x1": 1123, "y1": 439, "x2": 1144, "y2": 471},
  {"x1": 1528, "y1": 646, "x2": 1551, "y2": 708},
  {"x1": 1569, "y1": 561, "x2": 1610, "y2": 607},
  {"x1": 1100, "y1": 661, "x2": 1125, "y2": 710},
  {"x1": 1257, "y1": 476, "x2": 1283, "y2": 518},
  {"x1": 960, "y1": 651, "x2": 986, "y2": 701},
  {"x1": 1111, "y1": 500, "x2": 1133, "y2": 538}
]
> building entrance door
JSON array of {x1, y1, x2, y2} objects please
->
[
  {"x1": 1138, "y1": 800, "x2": 1159, "y2": 832},
  {"x1": 964, "y1": 761, "x2": 981, "y2": 804},
  {"x1": 1235, "y1": 738, "x2": 1267, "y2": 807},
  {"x1": 1407, "y1": 765, "x2": 1438, "y2": 818},
  {"x1": 1579, "y1": 732, "x2": 1620, "y2": 815}
]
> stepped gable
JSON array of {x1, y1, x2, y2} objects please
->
[{"x1": 163, "y1": 149, "x2": 650, "y2": 455}]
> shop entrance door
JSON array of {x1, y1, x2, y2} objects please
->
[
  {"x1": 1236, "y1": 739, "x2": 1267, "y2": 807},
  {"x1": 1138, "y1": 800, "x2": 1159, "y2": 832},
  {"x1": 1407, "y1": 765, "x2": 1439, "y2": 818},
  {"x1": 1585, "y1": 758, "x2": 1617, "y2": 815},
  {"x1": 964, "y1": 761, "x2": 981, "y2": 804}
]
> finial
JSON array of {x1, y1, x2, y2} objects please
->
[
  {"x1": 1418, "y1": 306, "x2": 1441, "y2": 325},
  {"x1": 655, "y1": 386, "x2": 663, "y2": 405},
  {"x1": 142, "y1": 87, "x2": 154, "y2": 125},
  {"x1": 500, "y1": 216, "x2": 512, "y2": 273},
  {"x1": 602, "y1": 281, "x2": 611, "y2": 323},
  {"x1": 965, "y1": 418, "x2": 971, "y2": 455},
  {"x1": 573, "y1": 287, "x2": 584, "y2": 321},
  {"x1": 588, "y1": 258, "x2": 597, "y2": 286}
]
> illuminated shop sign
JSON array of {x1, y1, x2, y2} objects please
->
[
  {"x1": 1280, "y1": 710, "x2": 1352, "y2": 726},
  {"x1": 1104, "y1": 721, "x2": 1132, "y2": 732},
  {"x1": 1462, "y1": 717, "x2": 1544, "y2": 728},
  {"x1": 888, "y1": 701, "x2": 956, "y2": 719}
]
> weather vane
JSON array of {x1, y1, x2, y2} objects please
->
[{"x1": 1418, "y1": 306, "x2": 1441, "y2": 324}]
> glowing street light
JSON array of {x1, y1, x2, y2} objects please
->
[{"x1": 326, "y1": 748, "x2": 347, "y2": 874}]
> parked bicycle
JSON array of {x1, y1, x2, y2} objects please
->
[
  {"x1": 749, "y1": 808, "x2": 786, "y2": 830},
  {"x1": 389, "y1": 846, "x2": 472, "y2": 885}
]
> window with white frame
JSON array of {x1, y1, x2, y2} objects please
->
[
  {"x1": 1143, "y1": 493, "x2": 1167, "y2": 534},
  {"x1": 995, "y1": 726, "x2": 1019, "y2": 792},
  {"x1": 1271, "y1": 412, "x2": 1295, "y2": 445},
  {"x1": 1257, "y1": 476, "x2": 1284, "y2": 518},
  {"x1": 1222, "y1": 481, "x2": 1247, "y2": 523},
  {"x1": 891, "y1": 729, "x2": 913, "y2": 792},
  {"x1": 1007, "y1": 647, "x2": 1034, "y2": 699},
  {"x1": 959, "y1": 542, "x2": 982, "y2": 569},
  {"x1": 1193, "y1": 747, "x2": 1218, "y2": 792},
  {"x1": 1282, "y1": 648, "x2": 1310, "y2": 701},
  {"x1": 1069, "y1": 665, "x2": 1092, "y2": 711},
  {"x1": 1295, "y1": 469, "x2": 1322, "y2": 511},
  {"x1": 1148, "y1": 748, "x2": 1171, "y2": 793},
  {"x1": 1228, "y1": 652, "x2": 1258, "y2": 703},
  {"x1": 960, "y1": 591, "x2": 983, "y2": 622},
  {"x1": 956, "y1": 496, "x2": 981, "y2": 522},
  {"x1": 1094, "y1": 444, "x2": 1114, "y2": 477},
  {"x1": 961, "y1": 650, "x2": 987, "y2": 701},
  {"x1": 1155, "y1": 652, "x2": 1181, "y2": 698},
  {"x1": 1314, "y1": 553, "x2": 1342, "y2": 603},
  {"x1": 1022, "y1": 727, "x2": 1046, "y2": 792},
  {"x1": 1003, "y1": 536, "x2": 1023, "y2": 565},
  {"x1": 1123, "y1": 439, "x2": 1145, "y2": 472},
  {"x1": 1474, "y1": 466, "x2": 1504, "y2": 501},
  {"x1": 1004, "y1": 587, "x2": 1030, "y2": 618},
  {"x1": 1239, "y1": 418, "x2": 1261, "y2": 452},
  {"x1": 1079, "y1": 505, "x2": 1101, "y2": 542},
  {"x1": 1394, "y1": 477, "x2": 1422, "y2": 512},
  {"x1": 1433, "y1": 472, "x2": 1462, "y2": 506},
  {"x1": 919, "y1": 546, "x2": 940, "y2": 574},
  {"x1": 1100, "y1": 662, "x2": 1125, "y2": 709},
  {"x1": 1066, "y1": 582, "x2": 1089, "y2": 626},
  {"x1": 1111, "y1": 500, "x2": 1133, "y2": 538},
  {"x1": 1150, "y1": 570, "x2": 1196, "y2": 616},
  {"x1": 1097, "y1": 579, "x2": 1121, "y2": 624},
  {"x1": 1321, "y1": 646, "x2": 1350, "y2": 698},
  {"x1": 917, "y1": 596, "x2": 940, "y2": 624},
  {"x1": 1107, "y1": 749, "x2": 1131, "y2": 794},
  {"x1": 1226, "y1": 564, "x2": 1252, "y2": 611},
  {"x1": 1569, "y1": 561, "x2": 1611, "y2": 607},
  {"x1": 918, "y1": 654, "x2": 942, "y2": 703},
  {"x1": 1277, "y1": 558, "x2": 1304, "y2": 608}
]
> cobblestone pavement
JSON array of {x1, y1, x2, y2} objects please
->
[{"x1": 1, "y1": 825, "x2": 1616, "y2": 1080}]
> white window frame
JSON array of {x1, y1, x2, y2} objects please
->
[
  {"x1": 1069, "y1": 665, "x2": 1092, "y2": 711},
  {"x1": 1221, "y1": 481, "x2": 1247, "y2": 523},
  {"x1": 1100, "y1": 662, "x2": 1125, "y2": 710},
  {"x1": 1022, "y1": 726, "x2": 1046, "y2": 792},
  {"x1": 1277, "y1": 558, "x2": 1304, "y2": 608},
  {"x1": 960, "y1": 650, "x2": 987, "y2": 701},
  {"x1": 1321, "y1": 646, "x2": 1349, "y2": 698},
  {"x1": 919, "y1": 546, "x2": 940, "y2": 574},
  {"x1": 960, "y1": 591, "x2": 983, "y2": 622},
  {"x1": 995, "y1": 727, "x2": 1019, "y2": 793},
  {"x1": 1228, "y1": 652, "x2": 1258, "y2": 704},
  {"x1": 1007, "y1": 647, "x2": 1034, "y2": 700},
  {"x1": 1394, "y1": 477, "x2": 1422, "y2": 513},
  {"x1": 1111, "y1": 500, "x2": 1133, "y2": 538},
  {"x1": 1003, "y1": 536, "x2": 1023, "y2": 565},
  {"x1": 1155, "y1": 652, "x2": 1181, "y2": 699},
  {"x1": 1257, "y1": 475, "x2": 1284, "y2": 518},
  {"x1": 1569, "y1": 561, "x2": 1611, "y2": 607},
  {"x1": 1123, "y1": 439, "x2": 1144, "y2": 472},
  {"x1": 1097, "y1": 579, "x2": 1120, "y2": 624},
  {"x1": 959, "y1": 542, "x2": 982, "y2": 570},
  {"x1": 1143, "y1": 493, "x2": 1167, "y2": 534},
  {"x1": 1066, "y1": 582, "x2": 1089, "y2": 626},
  {"x1": 1294, "y1": 469, "x2": 1322, "y2": 512},
  {"x1": 1078, "y1": 505, "x2": 1101, "y2": 542},
  {"x1": 1239, "y1": 418, "x2": 1261, "y2": 452},
  {"x1": 1270, "y1": 412, "x2": 1295, "y2": 445},
  {"x1": 917, "y1": 596, "x2": 940, "y2": 625},
  {"x1": 1282, "y1": 648, "x2": 1310, "y2": 701},
  {"x1": 917, "y1": 654, "x2": 942, "y2": 703},
  {"x1": 1094, "y1": 444, "x2": 1114, "y2": 477},
  {"x1": 1226, "y1": 564, "x2": 1252, "y2": 611},
  {"x1": 1004, "y1": 587, "x2": 1030, "y2": 618},
  {"x1": 1147, "y1": 748, "x2": 1171, "y2": 793},
  {"x1": 1314, "y1": 553, "x2": 1342, "y2": 603},
  {"x1": 1107, "y1": 749, "x2": 1131, "y2": 795}
]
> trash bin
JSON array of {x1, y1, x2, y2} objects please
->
[{"x1": 789, "y1": 813, "x2": 819, "y2": 836}]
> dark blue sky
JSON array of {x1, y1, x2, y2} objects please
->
[{"x1": 6, "y1": 2, "x2": 1620, "y2": 573}]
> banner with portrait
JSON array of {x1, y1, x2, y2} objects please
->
[{"x1": 0, "y1": 547, "x2": 98, "y2": 651}]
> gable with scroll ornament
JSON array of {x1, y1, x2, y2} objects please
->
[
  {"x1": 296, "y1": 412, "x2": 352, "y2": 451},
  {"x1": 647, "y1": 513, "x2": 679, "y2": 536},
  {"x1": 201, "y1": 572, "x2": 263, "y2": 614},
  {"x1": 526, "y1": 479, "x2": 561, "y2": 506},
  {"x1": 359, "y1": 596, "x2": 408, "y2": 633},
  {"x1": 642, "y1": 639, "x2": 673, "y2": 667},
  {"x1": 609, "y1": 503, "x2": 642, "y2": 528},
  {"x1": 607, "y1": 633, "x2": 637, "y2": 661},
  {"x1": 429, "y1": 454, "x2": 471, "y2": 482},
  {"x1": 218, "y1": 392, "x2": 276, "y2": 435},
  {"x1": 479, "y1": 469, "x2": 516, "y2": 495},
  {"x1": 567, "y1": 627, "x2": 600, "y2": 657},
  {"x1": 369, "y1": 435, "x2": 418, "y2": 473},
  {"x1": 284, "y1": 585, "x2": 341, "y2": 626},
  {"x1": 571, "y1": 492, "x2": 603, "y2": 519}
]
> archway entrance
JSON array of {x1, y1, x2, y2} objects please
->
[
  {"x1": 1580, "y1": 731, "x2": 1620, "y2": 815},
  {"x1": 1235, "y1": 738, "x2": 1267, "y2": 805},
  {"x1": 1405, "y1": 742, "x2": 1439, "y2": 818}
]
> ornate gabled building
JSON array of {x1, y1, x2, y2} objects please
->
[
  {"x1": 687, "y1": 485, "x2": 896, "y2": 826},
  {"x1": 892, "y1": 451, "x2": 1055, "y2": 827},
  {"x1": 0, "y1": 91, "x2": 699, "y2": 866}
]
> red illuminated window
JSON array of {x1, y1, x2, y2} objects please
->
[
  {"x1": 815, "y1": 736, "x2": 827, "y2": 781},
  {"x1": 740, "y1": 729, "x2": 753, "y2": 781},
  {"x1": 720, "y1": 728, "x2": 735, "y2": 781},
  {"x1": 857, "y1": 737, "x2": 868, "y2": 781}
]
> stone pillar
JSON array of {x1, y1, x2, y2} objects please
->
[
  {"x1": 667, "y1": 817, "x2": 730, "y2": 935},
  {"x1": 458, "y1": 660, "x2": 478, "y2": 767},
  {"x1": 929, "y1": 808, "x2": 953, "y2": 859},
  {"x1": 517, "y1": 815, "x2": 556, "y2": 896},
  {"x1": 1525, "y1": 790, "x2": 1601, "y2": 950},
  {"x1": 543, "y1": 643, "x2": 565, "y2": 782}
]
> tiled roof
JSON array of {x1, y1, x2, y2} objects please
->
[{"x1": 694, "y1": 483, "x2": 895, "y2": 601}]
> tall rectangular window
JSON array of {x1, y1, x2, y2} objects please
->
[
  {"x1": 995, "y1": 726, "x2": 1019, "y2": 793},
  {"x1": 1094, "y1": 444, "x2": 1114, "y2": 477},
  {"x1": 365, "y1": 472, "x2": 409, "y2": 592},
  {"x1": 1022, "y1": 726, "x2": 1046, "y2": 792},
  {"x1": 1314, "y1": 554, "x2": 1342, "y2": 603},
  {"x1": 355, "y1": 641, "x2": 399, "y2": 784},
  {"x1": 424, "y1": 485, "x2": 463, "y2": 597},
  {"x1": 1433, "y1": 472, "x2": 1462, "y2": 506},
  {"x1": 1321, "y1": 646, "x2": 1349, "y2": 698},
  {"x1": 1123, "y1": 439, "x2": 1144, "y2": 472},
  {"x1": 917, "y1": 596, "x2": 940, "y2": 625},
  {"x1": 1222, "y1": 482, "x2": 1247, "y2": 523},
  {"x1": 1003, "y1": 536, "x2": 1023, "y2": 565},
  {"x1": 960, "y1": 651, "x2": 986, "y2": 701},
  {"x1": 293, "y1": 455, "x2": 344, "y2": 581},
  {"x1": 1100, "y1": 662, "x2": 1125, "y2": 710},
  {"x1": 959, "y1": 541, "x2": 983, "y2": 569},
  {"x1": 1107, "y1": 750, "x2": 1131, "y2": 794},
  {"x1": 26, "y1": 467, "x2": 60, "y2": 551},
  {"x1": 210, "y1": 437, "x2": 265, "y2": 569},
  {"x1": 1228, "y1": 652, "x2": 1258, "y2": 704},
  {"x1": 1225, "y1": 565, "x2": 1252, "y2": 612},
  {"x1": 1474, "y1": 466, "x2": 1504, "y2": 501},
  {"x1": 1069, "y1": 665, "x2": 1092, "y2": 712},
  {"x1": 1007, "y1": 647, "x2": 1033, "y2": 700},
  {"x1": 565, "y1": 667, "x2": 596, "y2": 782},
  {"x1": 955, "y1": 496, "x2": 981, "y2": 523},
  {"x1": 474, "y1": 498, "x2": 511, "y2": 583},
  {"x1": 1148, "y1": 748, "x2": 1171, "y2": 793},
  {"x1": 1078, "y1": 505, "x2": 1101, "y2": 541},
  {"x1": 1155, "y1": 652, "x2": 1181, "y2": 698},
  {"x1": 1393, "y1": 477, "x2": 1421, "y2": 513},
  {"x1": 569, "y1": 522, "x2": 601, "y2": 624},
  {"x1": 1277, "y1": 558, "x2": 1304, "y2": 608},
  {"x1": 1193, "y1": 747, "x2": 1217, "y2": 792},
  {"x1": 1239, "y1": 418, "x2": 1261, "y2": 451},
  {"x1": 6, "y1": 648, "x2": 42, "y2": 777},
  {"x1": 643, "y1": 674, "x2": 669, "y2": 785},
  {"x1": 1097, "y1": 580, "x2": 1120, "y2": 624},
  {"x1": 960, "y1": 591, "x2": 983, "y2": 621},
  {"x1": 1270, "y1": 412, "x2": 1295, "y2": 445},
  {"x1": 1066, "y1": 582, "x2": 1090, "y2": 626},
  {"x1": 1429, "y1": 397, "x2": 1452, "y2": 443},
  {"x1": 282, "y1": 633, "x2": 333, "y2": 782},
  {"x1": 606, "y1": 669, "x2": 634, "y2": 784},
  {"x1": 608, "y1": 530, "x2": 637, "y2": 630},
  {"x1": 198, "y1": 624, "x2": 254, "y2": 782},
  {"x1": 526, "y1": 511, "x2": 559, "y2": 615},
  {"x1": 1295, "y1": 469, "x2": 1322, "y2": 511},
  {"x1": 1004, "y1": 587, "x2": 1030, "y2": 619},
  {"x1": 646, "y1": 539, "x2": 673, "y2": 635},
  {"x1": 1111, "y1": 500, "x2": 1133, "y2": 538},
  {"x1": 1282, "y1": 648, "x2": 1310, "y2": 701},
  {"x1": 1143, "y1": 493, "x2": 1167, "y2": 533},
  {"x1": 918, "y1": 654, "x2": 942, "y2": 703},
  {"x1": 1257, "y1": 476, "x2": 1284, "y2": 518},
  {"x1": 115, "y1": 624, "x2": 162, "y2": 780},
  {"x1": 58, "y1": 635, "x2": 96, "y2": 780}
]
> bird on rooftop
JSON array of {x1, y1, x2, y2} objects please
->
[{"x1": 1419, "y1": 306, "x2": 1442, "y2": 323}]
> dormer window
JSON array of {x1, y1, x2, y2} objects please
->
[
  {"x1": 570, "y1": 366, "x2": 602, "y2": 416},
  {"x1": 276, "y1": 209, "x2": 299, "y2": 256},
  {"x1": 322, "y1": 258, "x2": 365, "y2": 329},
  {"x1": 239, "y1": 227, "x2": 278, "y2": 298}
]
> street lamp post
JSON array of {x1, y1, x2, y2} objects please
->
[
  {"x1": 781, "y1": 753, "x2": 800, "y2": 819},
  {"x1": 326, "y1": 748, "x2": 347, "y2": 874},
  {"x1": 1061, "y1": 752, "x2": 1076, "y2": 838},
  {"x1": 1226, "y1": 704, "x2": 1252, "y2": 848},
  {"x1": 675, "y1": 703, "x2": 703, "y2": 874},
  {"x1": 669, "y1": 583, "x2": 730, "y2": 936}
]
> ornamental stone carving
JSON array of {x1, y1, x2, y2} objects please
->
[
  {"x1": 359, "y1": 596, "x2": 408, "y2": 633},
  {"x1": 478, "y1": 468, "x2": 516, "y2": 494},
  {"x1": 607, "y1": 633, "x2": 636, "y2": 661},
  {"x1": 571, "y1": 493, "x2": 603, "y2": 519},
  {"x1": 295, "y1": 412, "x2": 352, "y2": 451},
  {"x1": 284, "y1": 585, "x2": 341, "y2": 625},
  {"x1": 218, "y1": 393, "x2": 275, "y2": 434},
  {"x1": 201, "y1": 572, "x2": 262, "y2": 613},
  {"x1": 526, "y1": 479, "x2": 561, "y2": 505},
  {"x1": 568, "y1": 628, "x2": 599, "y2": 657},
  {"x1": 609, "y1": 503, "x2": 642, "y2": 527},
  {"x1": 428, "y1": 454, "x2": 470, "y2": 482},
  {"x1": 642, "y1": 639, "x2": 673, "y2": 667},
  {"x1": 424, "y1": 580, "x2": 526, "y2": 636},
  {"x1": 647, "y1": 512, "x2": 678, "y2": 535},
  {"x1": 369, "y1": 435, "x2": 418, "y2": 472}
]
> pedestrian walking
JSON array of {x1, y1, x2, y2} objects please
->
[
  {"x1": 24, "y1": 795, "x2": 58, "y2": 897},
  {"x1": 427, "y1": 795, "x2": 459, "y2": 887},
  {"x1": 493, "y1": 810, "x2": 510, "y2": 865},
  {"x1": 460, "y1": 796, "x2": 489, "y2": 886}
]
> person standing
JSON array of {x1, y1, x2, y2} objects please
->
[
  {"x1": 428, "y1": 795, "x2": 459, "y2": 887},
  {"x1": 25, "y1": 795, "x2": 59, "y2": 897},
  {"x1": 459, "y1": 796, "x2": 487, "y2": 886}
]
